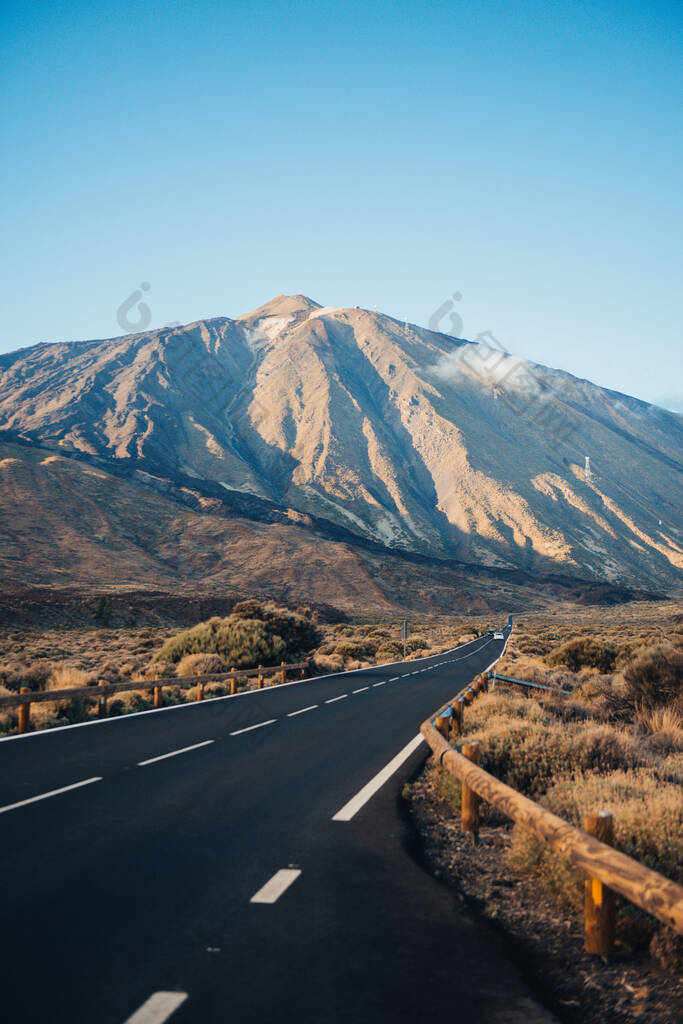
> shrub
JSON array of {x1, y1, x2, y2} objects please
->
[
  {"x1": 139, "y1": 661, "x2": 177, "y2": 680},
  {"x1": 176, "y1": 653, "x2": 229, "y2": 677},
  {"x1": 375, "y1": 641, "x2": 403, "y2": 662},
  {"x1": 623, "y1": 643, "x2": 682, "y2": 709},
  {"x1": 155, "y1": 617, "x2": 286, "y2": 669},
  {"x1": 95, "y1": 596, "x2": 112, "y2": 626},
  {"x1": 547, "y1": 637, "x2": 617, "y2": 673},
  {"x1": 0, "y1": 661, "x2": 52, "y2": 692},
  {"x1": 334, "y1": 641, "x2": 369, "y2": 659},
  {"x1": 314, "y1": 654, "x2": 344, "y2": 673},
  {"x1": 407, "y1": 637, "x2": 427, "y2": 653},
  {"x1": 508, "y1": 768, "x2": 683, "y2": 946},
  {"x1": 231, "y1": 601, "x2": 320, "y2": 653},
  {"x1": 463, "y1": 695, "x2": 644, "y2": 798}
]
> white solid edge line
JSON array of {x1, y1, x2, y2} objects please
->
[
  {"x1": 484, "y1": 628, "x2": 512, "y2": 675},
  {"x1": 325, "y1": 694, "x2": 347, "y2": 704},
  {"x1": 250, "y1": 868, "x2": 302, "y2": 904},
  {"x1": 287, "y1": 704, "x2": 318, "y2": 717},
  {"x1": 230, "y1": 719, "x2": 277, "y2": 736},
  {"x1": 0, "y1": 633, "x2": 497, "y2": 744},
  {"x1": 352, "y1": 686, "x2": 369, "y2": 694},
  {"x1": 0, "y1": 776, "x2": 102, "y2": 815},
  {"x1": 332, "y1": 734, "x2": 425, "y2": 822},
  {"x1": 137, "y1": 740, "x2": 214, "y2": 766},
  {"x1": 123, "y1": 991, "x2": 188, "y2": 1024}
]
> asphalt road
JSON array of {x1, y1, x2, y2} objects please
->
[{"x1": 0, "y1": 625, "x2": 557, "y2": 1023}]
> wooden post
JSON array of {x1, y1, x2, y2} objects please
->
[
  {"x1": 435, "y1": 713, "x2": 450, "y2": 739},
  {"x1": 281, "y1": 661, "x2": 286, "y2": 685},
  {"x1": 230, "y1": 669, "x2": 236, "y2": 696},
  {"x1": 257, "y1": 665, "x2": 263, "y2": 689},
  {"x1": 154, "y1": 685, "x2": 162, "y2": 709},
  {"x1": 464, "y1": 687, "x2": 474, "y2": 705},
  {"x1": 461, "y1": 741, "x2": 481, "y2": 834},
  {"x1": 197, "y1": 681, "x2": 204, "y2": 702},
  {"x1": 300, "y1": 664, "x2": 306, "y2": 679},
  {"x1": 452, "y1": 700, "x2": 463, "y2": 736},
  {"x1": 482, "y1": 673, "x2": 489, "y2": 692},
  {"x1": 585, "y1": 811, "x2": 616, "y2": 955},
  {"x1": 18, "y1": 687, "x2": 31, "y2": 734},
  {"x1": 98, "y1": 679, "x2": 108, "y2": 718}
]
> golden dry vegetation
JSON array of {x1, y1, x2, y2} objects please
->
[
  {"x1": 0, "y1": 601, "x2": 498, "y2": 736},
  {"x1": 430, "y1": 599, "x2": 683, "y2": 962}
]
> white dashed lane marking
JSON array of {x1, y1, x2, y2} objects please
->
[
  {"x1": 0, "y1": 777, "x2": 102, "y2": 815},
  {"x1": 230, "y1": 720, "x2": 277, "y2": 737},
  {"x1": 123, "y1": 992, "x2": 188, "y2": 1024},
  {"x1": 352, "y1": 687, "x2": 369, "y2": 694},
  {"x1": 250, "y1": 869, "x2": 302, "y2": 904},
  {"x1": 287, "y1": 705, "x2": 318, "y2": 717},
  {"x1": 325, "y1": 695, "x2": 348, "y2": 704},
  {"x1": 138, "y1": 741, "x2": 214, "y2": 767}
]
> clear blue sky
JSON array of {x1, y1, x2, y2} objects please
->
[{"x1": 2, "y1": 0, "x2": 681, "y2": 410}]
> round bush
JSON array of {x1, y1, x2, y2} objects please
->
[
  {"x1": 155, "y1": 617, "x2": 286, "y2": 669},
  {"x1": 231, "y1": 600, "x2": 320, "y2": 654},
  {"x1": 623, "y1": 643, "x2": 682, "y2": 709},
  {"x1": 547, "y1": 637, "x2": 617, "y2": 673}
]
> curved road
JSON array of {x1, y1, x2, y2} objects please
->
[{"x1": 0, "y1": 624, "x2": 556, "y2": 1023}]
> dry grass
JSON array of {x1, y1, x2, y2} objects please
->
[
  {"x1": 175, "y1": 652, "x2": 229, "y2": 677},
  {"x1": 46, "y1": 664, "x2": 92, "y2": 690},
  {"x1": 507, "y1": 768, "x2": 683, "y2": 951},
  {"x1": 438, "y1": 599, "x2": 683, "y2": 954},
  {"x1": 637, "y1": 706, "x2": 683, "y2": 745}
]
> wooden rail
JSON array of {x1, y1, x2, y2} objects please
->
[
  {"x1": 0, "y1": 661, "x2": 310, "y2": 726},
  {"x1": 423, "y1": 678, "x2": 683, "y2": 944}
]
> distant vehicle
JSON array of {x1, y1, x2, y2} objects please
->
[{"x1": 493, "y1": 631, "x2": 504, "y2": 640}]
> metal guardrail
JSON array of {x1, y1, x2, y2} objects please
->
[
  {"x1": 492, "y1": 672, "x2": 572, "y2": 695},
  {"x1": 2, "y1": 661, "x2": 311, "y2": 732},
  {"x1": 423, "y1": 673, "x2": 683, "y2": 952}
]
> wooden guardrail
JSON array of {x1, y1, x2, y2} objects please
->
[
  {"x1": 2, "y1": 660, "x2": 310, "y2": 733},
  {"x1": 423, "y1": 673, "x2": 683, "y2": 953}
]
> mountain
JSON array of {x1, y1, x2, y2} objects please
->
[
  {"x1": 2, "y1": 438, "x2": 631, "y2": 624},
  {"x1": 1, "y1": 294, "x2": 681, "y2": 596}
]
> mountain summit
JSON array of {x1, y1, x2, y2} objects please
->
[{"x1": 1, "y1": 294, "x2": 681, "y2": 592}]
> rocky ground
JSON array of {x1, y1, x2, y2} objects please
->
[{"x1": 405, "y1": 763, "x2": 682, "y2": 1024}]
